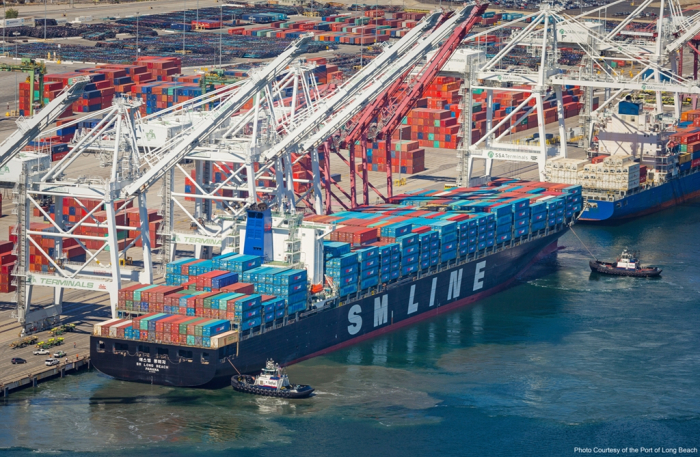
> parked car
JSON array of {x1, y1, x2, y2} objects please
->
[
  {"x1": 53, "y1": 350, "x2": 66, "y2": 358},
  {"x1": 45, "y1": 358, "x2": 60, "y2": 366},
  {"x1": 11, "y1": 358, "x2": 27, "y2": 364},
  {"x1": 33, "y1": 349, "x2": 50, "y2": 356}
]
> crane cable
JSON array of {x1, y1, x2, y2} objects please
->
[{"x1": 569, "y1": 224, "x2": 597, "y2": 261}]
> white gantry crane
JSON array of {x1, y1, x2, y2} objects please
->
[
  {"x1": 11, "y1": 36, "x2": 317, "y2": 330},
  {"x1": 124, "y1": 11, "x2": 446, "y2": 263},
  {"x1": 10, "y1": 9, "x2": 478, "y2": 328},
  {"x1": 457, "y1": 0, "x2": 700, "y2": 187}
]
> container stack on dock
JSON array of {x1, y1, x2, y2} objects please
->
[
  {"x1": 3, "y1": 198, "x2": 163, "y2": 273},
  {"x1": 356, "y1": 139, "x2": 426, "y2": 174},
  {"x1": 350, "y1": 76, "x2": 591, "y2": 177},
  {"x1": 0, "y1": 241, "x2": 17, "y2": 293},
  {"x1": 228, "y1": 10, "x2": 425, "y2": 45},
  {"x1": 17, "y1": 56, "x2": 182, "y2": 118},
  {"x1": 309, "y1": 179, "x2": 582, "y2": 296}
]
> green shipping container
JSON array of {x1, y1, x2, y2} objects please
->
[
  {"x1": 133, "y1": 284, "x2": 159, "y2": 302},
  {"x1": 179, "y1": 317, "x2": 205, "y2": 335}
]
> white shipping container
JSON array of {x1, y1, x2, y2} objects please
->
[
  {"x1": 0, "y1": 152, "x2": 51, "y2": 183},
  {"x1": 93, "y1": 318, "x2": 122, "y2": 336},
  {"x1": 110, "y1": 320, "x2": 133, "y2": 337},
  {"x1": 210, "y1": 330, "x2": 239, "y2": 348}
]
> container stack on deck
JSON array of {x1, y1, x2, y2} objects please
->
[
  {"x1": 670, "y1": 124, "x2": 700, "y2": 171},
  {"x1": 100, "y1": 179, "x2": 581, "y2": 348},
  {"x1": 104, "y1": 253, "x2": 309, "y2": 348},
  {"x1": 310, "y1": 179, "x2": 582, "y2": 296}
]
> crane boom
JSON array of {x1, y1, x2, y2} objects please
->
[
  {"x1": 665, "y1": 18, "x2": 700, "y2": 54},
  {"x1": 267, "y1": 5, "x2": 480, "y2": 163},
  {"x1": 0, "y1": 77, "x2": 90, "y2": 171},
  {"x1": 378, "y1": 4, "x2": 487, "y2": 142},
  {"x1": 341, "y1": 12, "x2": 458, "y2": 148},
  {"x1": 258, "y1": 10, "x2": 443, "y2": 163},
  {"x1": 122, "y1": 34, "x2": 314, "y2": 198}
]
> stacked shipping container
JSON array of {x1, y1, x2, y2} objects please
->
[
  {"x1": 311, "y1": 179, "x2": 582, "y2": 296},
  {"x1": 0, "y1": 241, "x2": 16, "y2": 293},
  {"x1": 4, "y1": 197, "x2": 162, "y2": 273},
  {"x1": 106, "y1": 253, "x2": 306, "y2": 348},
  {"x1": 18, "y1": 56, "x2": 182, "y2": 118}
]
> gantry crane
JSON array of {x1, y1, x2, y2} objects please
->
[
  {"x1": 457, "y1": 0, "x2": 700, "y2": 186},
  {"x1": 10, "y1": 4, "x2": 489, "y2": 327},
  {"x1": 0, "y1": 77, "x2": 89, "y2": 171}
]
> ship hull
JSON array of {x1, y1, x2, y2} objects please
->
[
  {"x1": 579, "y1": 169, "x2": 700, "y2": 222},
  {"x1": 90, "y1": 230, "x2": 564, "y2": 388}
]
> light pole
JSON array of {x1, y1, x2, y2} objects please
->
[
  {"x1": 44, "y1": 0, "x2": 47, "y2": 41},
  {"x1": 182, "y1": 0, "x2": 186, "y2": 55},
  {"x1": 3, "y1": 0, "x2": 6, "y2": 57},
  {"x1": 360, "y1": 23, "x2": 364, "y2": 67},
  {"x1": 136, "y1": 12, "x2": 139, "y2": 61},
  {"x1": 219, "y1": 5, "x2": 223, "y2": 68}
]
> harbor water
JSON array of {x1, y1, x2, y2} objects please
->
[{"x1": 1, "y1": 202, "x2": 700, "y2": 456}]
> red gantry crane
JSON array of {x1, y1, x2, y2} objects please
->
[{"x1": 331, "y1": 4, "x2": 488, "y2": 209}]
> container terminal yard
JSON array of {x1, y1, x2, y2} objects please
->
[{"x1": 0, "y1": 0, "x2": 698, "y2": 394}]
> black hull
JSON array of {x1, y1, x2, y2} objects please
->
[
  {"x1": 90, "y1": 229, "x2": 566, "y2": 388},
  {"x1": 589, "y1": 260, "x2": 662, "y2": 277}
]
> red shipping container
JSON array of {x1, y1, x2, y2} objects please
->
[
  {"x1": 220, "y1": 282, "x2": 255, "y2": 294},
  {"x1": 352, "y1": 227, "x2": 378, "y2": 245}
]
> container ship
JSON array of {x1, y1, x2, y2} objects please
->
[
  {"x1": 90, "y1": 179, "x2": 582, "y2": 387},
  {"x1": 545, "y1": 100, "x2": 700, "y2": 222}
]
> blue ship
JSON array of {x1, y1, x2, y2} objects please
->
[{"x1": 579, "y1": 167, "x2": 700, "y2": 222}]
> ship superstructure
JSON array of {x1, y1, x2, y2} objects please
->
[{"x1": 546, "y1": 100, "x2": 700, "y2": 221}]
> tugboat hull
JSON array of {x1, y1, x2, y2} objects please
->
[
  {"x1": 589, "y1": 260, "x2": 662, "y2": 277},
  {"x1": 231, "y1": 375, "x2": 314, "y2": 398}
]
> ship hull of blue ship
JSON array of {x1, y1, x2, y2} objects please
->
[
  {"x1": 579, "y1": 170, "x2": 700, "y2": 222},
  {"x1": 90, "y1": 230, "x2": 564, "y2": 388}
]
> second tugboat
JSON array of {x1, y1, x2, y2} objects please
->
[
  {"x1": 589, "y1": 249, "x2": 662, "y2": 278},
  {"x1": 232, "y1": 360, "x2": 314, "y2": 398}
]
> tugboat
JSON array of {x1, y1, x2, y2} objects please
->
[
  {"x1": 589, "y1": 249, "x2": 662, "y2": 278},
  {"x1": 231, "y1": 360, "x2": 314, "y2": 398}
]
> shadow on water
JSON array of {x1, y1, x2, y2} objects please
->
[{"x1": 1, "y1": 393, "x2": 198, "y2": 407}]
